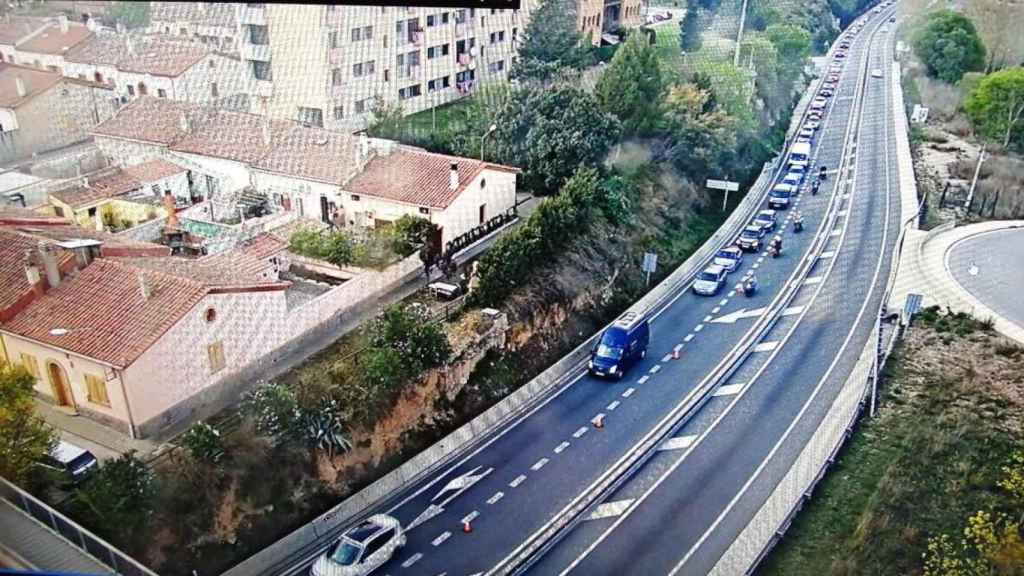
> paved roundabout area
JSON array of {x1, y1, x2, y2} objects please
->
[{"x1": 946, "y1": 226, "x2": 1024, "y2": 330}]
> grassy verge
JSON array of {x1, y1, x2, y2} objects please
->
[
  {"x1": 759, "y1": 308, "x2": 1024, "y2": 576},
  {"x1": 397, "y1": 99, "x2": 473, "y2": 138}
]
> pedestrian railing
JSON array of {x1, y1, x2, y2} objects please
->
[{"x1": 0, "y1": 476, "x2": 158, "y2": 576}]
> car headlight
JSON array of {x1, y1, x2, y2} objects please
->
[{"x1": 609, "y1": 365, "x2": 618, "y2": 374}]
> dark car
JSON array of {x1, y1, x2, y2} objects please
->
[
  {"x1": 589, "y1": 312, "x2": 650, "y2": 380},
  {"x1": 37, "y1": 440, "x2": 98, "y2": 486}
]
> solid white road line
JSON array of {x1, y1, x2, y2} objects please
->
[
  {"x1": 658, "y1": 435, "x2": 698, "y2": 451},
  {"x1": 554, "y1": 442, "x2": 570, "y2": 454},
  {"x1": 531, "y1": 458, "x2": 549, "y2": 471},
  {"x1": 804, "y1": 276, "x2": 824, "y2": 285},
  {"x1": 487, "y1": 492, "x2": 505, "y2": 505},
  {"x1": 586, "y1": 499, "x2": 636, "y2": 521},
  {"x1": 509, "y1": 475, "x2": 526, "y2": 488},
  {"x1": 753, "y1": 341, "x2": 779, "y2": 352},
  {"x1": 432, "y1": 531, "x2": 452, "y2": 546},
  {"x1": 402, "y1": 553, "x2": 423, "y2": 568},
  {"x1": 573, "y1": 426, "x2": 588, "y2": 439},
  {"x1": 820, "y1": 250, "x2": 836, "y2": 259},
  {"x1": 712, "y1": 383, "x2": 745, "y2": 397}
]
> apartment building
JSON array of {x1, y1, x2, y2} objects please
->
[
  {"x1": 579, "y1": 0, "x2": 645, "y2": 45},
  {"x1": 238, "y1": 3, "x2": 524, "y2": 132},
  {"x1": 147, "y1": 1, "x2": 242, "y2": 55}
]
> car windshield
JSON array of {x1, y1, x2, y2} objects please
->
[
  {"x1": 596, "y1": 344, "x2": 623, "y2": 359},
  {"x1": 698, "y1": 271, "x2": 719, "y2": 282},
  {"x1": 67, "y1": 453, "x2": 94, "y2": 471},
  {"x1": 742, "y1": 229, "x2": 759, "y2": 238},
  {"x1": 716, "y1": 250, "x2": 737, "y2": 260},
  {"x1": 770, "y1": 190, "x2": 790, "y2": 197},
  {"x1": 756, "y1": 214, "x2": 771, "y2": 221},
  {"x1": 330, "y1": 539, "x2": 363, "y2": 566}
]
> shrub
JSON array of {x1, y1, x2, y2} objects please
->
[
  {"x1": 243, "y1": 383, "x2": 301, "y2": 440},
  {"x1": 68, "y1": 451, "x2": 157, "y2": 546},
  {"x1": 391, "y1": 215, "x2": 439, "y2": 257},
  {"x1": 181, "y1": 421, "x2": 225, "y2": 465}
]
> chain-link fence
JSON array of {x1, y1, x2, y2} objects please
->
[{"x1": 0, "y1": 476, "x2": 158, "y2": 576}]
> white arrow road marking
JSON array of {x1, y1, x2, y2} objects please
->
[
  {"x1": 402, "y1": 553, "x2": 423, "y2": 568},
  {"x1": 820, "y1": 250, "x2": 836, "y2": 259},
  {"x1": 712, "y1": 383, "x2": 745, "y2": 397},
  {"x1": 658, "y1": 435, "x2": 698, "y2": 451},
  {"x1": 586, "y1": 499, "x2": 636, "y2": 521},
  {"x1": 804, "y1": 276, "x2": 824, "y2": 285},
  {"x1": 753, "y1": 341, "x2": 779, "y2": 352},
  {"x1": 432, "y1": 531, "x2": 452, "y2": 546},
  {"x1": 781, "y1": 305, "x2": 806, "y2": 316},
  {"x1": 711, "y1": 307, "x2": 767, "y2": 324},
  {"x1": 431, "y1": 465, "x2": 493, "y2": 504},
  {"x1": 407, "y1": 504, "x2": 445, "y2": 531}
]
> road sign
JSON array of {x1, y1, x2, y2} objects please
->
[
  {"x1": 705, "y1": 179, "x2": 740, "y2": 192},
  {"x1": 642, "y1": 252, "x2": 658, "y2": 286}
]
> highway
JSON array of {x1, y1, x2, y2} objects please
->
[{"x1": 270, "y1": 4, "x2": 904, "y2": 576}]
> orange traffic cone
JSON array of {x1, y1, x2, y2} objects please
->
[
  {"x1": 463, "y1": 519, "x2": 473, "y2": 533},
  {"x1": 672, "y1": 348, "x2": 681, "y2": 360},
  {"x1": 593, "y1": 414, "x2": 605, "y2": 429}
]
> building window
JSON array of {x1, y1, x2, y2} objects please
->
[
  {"x1": 499, "y1": 30, "x2": 505, "y2": 42},
  {"x1": 488, "y1": 60, "x2": 505, "y2": 73},
  {"x1": 205, "y1": 307, "x2": 217, "y2": 322},
  {"x1": 426, "y1": 14, "x2": 436, "y2": 26},
  {"x1": 329, "y1": 31, "x2": 339, "y2": 48},
  {"x1": 249, "y1": 24, "x2": 269, "y2": 45},
  {"x1": 351, "y1": 25, "x2": 373, "y2": 42},
  {"x1": 84, "y1": 373, "x2": 110, "y2": 407},
  {"x1": 428, "y1": 75, "x2": 450, "y2": 92},
  {"x1": 352, "y1": 60, "x2": 375, "y2": 77},
  {"x1": 19, "y1": 353, "x2": 40, "y2": 379},
  {"x1": 209, "y1": 59, "x2": 216, "y2": 69},
  {"x1": 427, "y1": 43, "x2": 449, "y2": 59},
  {"x1": 398, "y1": 84, "x2": 421, "y2": 100},
  {"x1": 354, "y1": 98, "x2": 371, "y2": 113},
  {"x1": 94, "y1": 71, "x2": 103, "y2": 83},
  {"x1": 210, "y1": 82, "x2": 219, "y2": 97},
  {"x1": 419, "y1": 207, "x2": 429, "y2": 214},
  {"x1": 157, "y1": 88, "x2": 167, "y2": 98},
  {"x1": 481, "y1": 178, "x2": 486, "y2": 188},
  {"x1": 207, "y1": 341, "x2": 225, "y2": 374},
  {"x1": 351, "y1": 194, "x2": 360, "y2": 201},
  {"x1": 252, "y1": 60, "x2": 272, "y2": 81},
  {"x1": 331, "y1": 68, "x2": 343, "y2": 85},
  {"x1": 442, "y1": 12, "x2": 449, "y2": 23},
  {"x1": 333, "y1": 105, "x2": 344, "y2": 120},
  {"x1": 512, "y1": 27, "x2": 517, "y2": 43},
  {"x1": 297, "y1": 106, "x2": 323, "y2": 127},
  {"x1": 127, "y1": 84, "x2": 135, "y2": 96},
  {"x1": 179, "y1": 27, "x2": 188, "y2": 36}
]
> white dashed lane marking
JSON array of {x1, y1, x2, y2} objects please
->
[
  {"x1": 432, "y1": 532, "x2": 452, "y2": 546},
  {"x1": 509, "y1": 474, "x2": 527, "y2": 488},
  {"x1": 461, "y1": 511, "x2": 479, "y2": 524},
  {"x1": 820, "y1": 251, "x2": 836, "y2": 259},
  {"x1": 830, "y1": 228, "x2": 842, "y2": 236},
  {"x1": 487, "y1": 492, "x2": 505, "y2": 505},
  {"x1": 531, "y1": 458, "x2": 549, "y2": 471},
  {"x1": 752, "y1": 263, "x2": 760, "y2": 269},
  {"x1": 662, "y1": 354, "x2": 673, "y2": 363},
  {"x1": 573, "y1": 426, "x2": 588, "y2": 438},
  {"x1": 753, "y1": 341, "x2": 779, "y2": 353},
  {"x1": 713, "y1": 383, "x2": 745, "y2": 397},
  {"x1": 703, "y1": 315, "x2": 712, "y2": 323},
  {"x1": 586, "y1": 499, "x2": 635, "y2": 521},
  {"x1": 554, "y1": 441, "x2": 570, "y2": 454},
  {"x1": 712, "y1": 307, "x2": 721, "y2": 314},
  {"x1": 607, "y1": 400, "x2": 621, "y2": 411},
  {"x1": 683, "y1": 334, "x2": 694, "y2": 343},
  {"x1": 637, "y1": 375, "x2": 650, "y2": 384},
  {"x1": 782, "y1": 305, "x2": 805, "y2": 316},
  {"x1": 673, "y1": 344, "x2": 683, "y2": 353},
  {"x1": 719, "y1": 298, "x2": 728, "y2": 306},
  {"x1": 649, "y1": 365, "x2": 661, "y2": 374},
  {"x1": 622, "y1": 387, "x2": 636, "y2": 398},
  {"x1": 402, "y1": 553, "x2": 423, "y2": 568},
  {"x1": 728, "y1": 290, "x2": 736, "y2": 297},
  {"x1": 659, "y1": 435, "x2": 698, "y2": 451},
  {"x1": 694, "y1": 324, "x2": 704, "y2": 332}
]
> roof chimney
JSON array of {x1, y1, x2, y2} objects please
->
[
  {"x1": 58, "y1": 13, "x2": 68, "y2": 33},
  {"x1": 15, "y1": 76, "x2": 26, "y2": 98},
  {"x1": 138, "y1": 272, "x2": 153, "y2": 300},
  {"x1": 449, "y1": 162, "x2": 459, "y2": 191},
  {"x1": 37, "y1": 242, "x2": 61, "y2": 289},
  {"x1": 22, "y1": 251, "x2": 41, "y2": 288},
  {"x1": 163, "y1": 191, "x2": 179, "y2": 229}
]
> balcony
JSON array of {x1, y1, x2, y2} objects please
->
[
  {"x1": 242, "y1": 42, "x2": 271, "y2": 62},
  {"x1": 396, "y1": 64, "x2": 420, "y2": 80},
  {"x1": 328, "y1": 47, "x2": 344, "y2": 65},
  {"x1": 330, "y1": 83, "x2": 345, "y2": 99},
  {"x1": 455, "y1": 23, "x2": 467, "y2": 38},
  {"x1": 326, "y1": 7, "x2": 344, "y2": 25},
  {"x1": 457, "y1": 53, "x2": 472, "y2": 67},
  {"x1": 239, "y1": 5, "x2": 266, "y2": 26},
  {"x1": 254, "y1": 79, "x2": 273, "y2": 98}
]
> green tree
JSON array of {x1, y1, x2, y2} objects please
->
[
  {"x1": 964, "y1": 67, "x2": 1024, "y2": 148},
  {"x1": 323, "y1": 232, "x2": 355, "y2": 267},
  {"x1": 0, "y1": 363, "x2": 57, "y2": 485},
  {"x1": 181, "y1": 422, "x2": 225, "y2": 465},
  {"x1": 913, "y1": 11, "x2": 987, "y2": 84},
  {"x1": 663, "y1": 83, "x2": 738, "y2": 180},
  {"x1": 369, "y1": 304, "x2": 452, "y2": 371},
  {"x1": 679, "y1": 0, "x2": 705, "y2": 53},
  {"x1": 107, "y1": 1, "x2": 150, "y2": 30},
  {"x1": 698, "y1": 62, "x2": 756, "y2": 128},
  {"x1": 765, "y1": 24, "x2": 812, "y2": 75},
  {"x1": 243, "y1": 382, "x2": 301, "y2": 440},
  {"x1": 70, "y1": 451, "x2": 156, "y2": 545},
  {"x1": 596, "y1": 32, "x2": 665, "y2": 137},
  {"x1": 367, "y1": 94, "x2": 405, "y2": 140},
  {"x1": 296, "y1": 398, "x2": 352, "y2": 459},
  {"x1": 511, "y1": 0, "x2": 592, "y2": 82},
  {"x1": 494, "y1": 86, "x2": 620, "y2": 192}
]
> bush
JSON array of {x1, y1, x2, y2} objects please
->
[
  {"x1": 913, "y1": 11, "x2": 986, "y2": 84},
  {"x1": 288, "y1": 227, "x2": 355, "y2": 267},
  {"x1": 181, "y1": 422, "x2": 226, "y2": 465},
  {"x1": 68, "y1": 451, "x2": 156, "y2": 546},
  {"x1": 391, "y1": 215, "x2": 439, "y2": 257},
  {"x1": 242, "y1": 383, "x2": 301, "y2": 440}
]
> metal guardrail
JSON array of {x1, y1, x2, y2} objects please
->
[{"x1": 0, "y1": 476, "x2": 158, "y2": 576}]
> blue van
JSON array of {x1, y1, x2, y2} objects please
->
[{"x1": 589, "y1": 312, "x2": 651, "y2": 380}]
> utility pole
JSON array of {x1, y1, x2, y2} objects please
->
[
  {"x1": 733, "y1": 0, "x2": 750, "y2": 67},
  {"x1": 964, "y1": 145, "x2": 987, "y2": 211}
]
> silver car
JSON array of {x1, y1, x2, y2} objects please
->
[
  {"x1": 311, "y1": 515, "x2": 405, "y2": 576},
  {"x1": 713, "y1": 246, "x2": 744, "y2": 272},
  {"x1": 693, "y1": 264, "x2": 728, "y2": 296}
]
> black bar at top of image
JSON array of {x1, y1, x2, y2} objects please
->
[{"x1": 251, "y1": 0, "x2": 522, "y2": 9}]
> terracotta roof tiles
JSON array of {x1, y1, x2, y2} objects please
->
[
  {"x1": 66, "y1": 34, "x2": 208, "y2": 77},
  {"x1": 0, "y1": 16, "x2": 49, "y2": 46},
  {"x1": 16, "y1": 21, "x2": 91, "y2": 55},
  {"x1": 0, "y1": 63, "x2": 63, "y2": 107},
  {"x1": 150, "y1": 2, "x2": 238, "y2": 29},
  {"x1": 343, "y1": 149, "x2": 487, "y2": 209}
]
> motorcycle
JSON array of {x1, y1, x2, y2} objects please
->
[
  {"x1": 793, "y1": 215, "x2": 804, "y2": 233},
  {"x1": 742, "y1": 276, "x2": 758, "y2": 296},
  {"x1": 811, "y1": 178, "x2": 821, "y2": 195},
  {"x1": 768, "y1": 237, "x2": 783, "y2": 258},
  {"x1": 819, "y1": 165, "x2": 828, "y2": 181}
]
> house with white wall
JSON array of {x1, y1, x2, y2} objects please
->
[
  {"x1": 148, "y1": 2, "x2": 241, "y2": 55},
  {"x1": 64, "y1": 33, "x2": 248, "y2": 106},
  {"x1": 0, "y1": 15, "x2": 51, "y2": 65},
  {"x1": 5, "y1": 15, "x2": 92, "y2": 74}
]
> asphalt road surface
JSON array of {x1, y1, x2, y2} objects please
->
[{"x1": 946, "y1": 227, "x2": 1024, "y2": 329}]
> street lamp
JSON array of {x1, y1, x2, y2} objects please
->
[{"x1": 481, "y1": 123, "x2": 497, "y2": 162}]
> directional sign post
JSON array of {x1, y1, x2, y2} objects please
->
[
  {"x1": 706, "y1": 178, "x2": 741, "y2": 212},
  {"x1": 642, "y1": 252, "x2": 658, "y2": 286}
]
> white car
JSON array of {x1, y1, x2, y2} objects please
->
[
  {"x1": 693, "y1": 264, "x2": 728, "y2": 296},
  {"x1": 311, "y1": 515, "x2": 405, "y2": 576},
  {"x1": 713, "y1": 246, "x2": 744, "y2": 272},
  {"x1": 754, "y1": 209, "x2": 778, "y2": 232},
  {"x1": 811, "y1": 97, "x2": 828, "y2": 110},
  {"x1": 871, "y1": 68, "x2": 883, "y2": 78},
  {"x1": 783, "y1": 170, "x2": 804, "y2": 187},
  {"x1": 804, "y1": 119, "x2": 821, "y2": 131}
]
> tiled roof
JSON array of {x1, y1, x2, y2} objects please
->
[
  {"x1": 236, "y1": 233, "x2": 287, "y2": 260},
  {"x1": 0, "y1": 206, "x2": 65, "y2": 225},
  {"x1": 66, "y1": 34, "x2": 208, "y2": 77},
  {"x1": 16, "y1": 21, "x2": 91, "y2": 55},
  {"x1": 268, "y1": 217, "x2": 329, "y2": 244},
  {"x1": 0, "y1": 63, "x2": 62, "y2": 107},
  {"x1": 92, "y1": 96, "x2": 194, "y2": 144},
  {"x1": 150, "y1": 2, "x2": 238, "y2": 29},
  {"x1": 113, "y1": 254, "x2": 285, "y2": 290},
  {"x1": 2, "y1": 258, "x2": 208, "y2": 367},
  {"x1": 51, "y1": 168, "x2": 138, "y2": 209},
  {"x1": 0, "y1": 16, "x2": 49, "y2": 46},
  {"x1": 255, "y1": 124, "x2": 357, "y2": 185},
  {"x1": 172, "y1": 107, "x2": 289, "y2": 164},
  {"x1": 124, "y1": 158, "x2": 187, "y2": 181},
  {"x1": 344, "y1": 148, "x2": 494, "y2": 209},
  {"x1": 0, "y1": 227, "x2": 74, "y2": 316}
]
